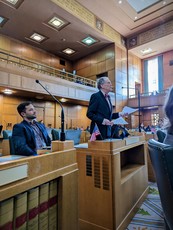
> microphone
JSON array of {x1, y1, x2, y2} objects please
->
[{"x1": 36, "y1": 79, "x2": 65, "y2": 141}]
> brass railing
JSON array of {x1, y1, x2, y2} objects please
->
[{"x1": 0, "y1": 50, "x2": 96, "y2": 87}]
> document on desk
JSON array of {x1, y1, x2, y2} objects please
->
[
  {"x1": 122, "y1": 106, "x2": 138, "y2": 115},
  {"x1": 112, "y1": 117, "x2": 128, "y2": 125}
]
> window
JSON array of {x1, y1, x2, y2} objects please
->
[
  {"x1": 148, "y1": 57, "x2": 158, "y2": 92},
  {"x1": 151, "y1": 113, "x2": 159, "y2": 126},
  {"x1": 144, "y1": 55, "x2": 163, "y2": 93}
]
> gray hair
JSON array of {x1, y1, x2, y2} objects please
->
[{"x1": 97, "y1": 77, "x2": 108, "y2": 89}]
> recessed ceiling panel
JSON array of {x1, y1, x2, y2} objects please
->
[{"x1": 127, "y1": 0, "x2": 161, "y2": 13}]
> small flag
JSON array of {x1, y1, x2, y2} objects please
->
[{"x1": 90, "y1": 124, "x2": 101, "y2": 141}]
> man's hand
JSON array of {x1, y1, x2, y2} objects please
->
[
  {"x1": 119, "y1": 112, "x2": 129, "y2": 117},
  {"x1": 102, "y1": 119, "x2": 114, "y2": 126}
]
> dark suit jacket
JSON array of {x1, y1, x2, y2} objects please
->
[
  {"x1": 87, "y1": 91, "x2": 119, "y2": 139},
  {"x1": 12, "y1": 120, "x2": 51, "y2": 156}
]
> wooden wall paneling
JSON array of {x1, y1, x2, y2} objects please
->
[
  {"x1": 105, "y1": 45, "x2": 115, "y2": 59},
  {"x1": 116, "y1": 58, "x2": 122, "y2": 71},
  {"x1": 122, "y1": 60, "x2": 127, "y2": 74},
  {"x1": 97, "y1": 49, "x2": 106, "y2": 62},
  {"x1": 90, "y1": 63, "x2": 97, "y2": 77},
  {"x1": 0, "y1": 35, "x2": 11, "y2": 51},
  {"x1": 0, "y1": 95, "x2": 3, "y2": 125},
  {"x1": 90, "y1": 53, "x2": 97, "y2": 65},
  {"x1": 55, "y1": 103, "x2": 63, "y2": 129},
  {"x1": 45, "y1": 105, "x2": 55, "y2": 128},
  {"x1": 77, "y1": 106, "x2": 90, "y2": 130},
  {"x1": 88, "y1": 75, "x2": 96, "y2": 81},
  {"x1": 50, "y1": 56, "x2": 60, "y2": 69},
  {"x1": 108, "y1": 69, "x2": 115, "y2": 79},
  {"x1": 106, "y1": 57, "x2": 115, "y2": 71},
  {"x1": 97, "y1": 61, "x2": 106, "y2": 74},
  {"x1": 0, "y1": 35, "x2": 73, "y2": 73},
  {"x1": 2, "y1": 115, "x2": 17, "y2": 130},
  {"x1": 34, "y1": 106, "x2": 44, "y2": 123},
  {"x1": 83, "y1": 66, "x2": 91, "y2": 77}
]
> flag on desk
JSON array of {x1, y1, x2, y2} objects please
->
[{"x1": 90, "y1": 124, "x2": 101, "y2": 141}]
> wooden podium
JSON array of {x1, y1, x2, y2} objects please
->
[
  {"x1": 76, "y1": 136, "x2": 148, "y2": 230},
  {"x1": 0, "y1": 141, "x2": 78, "y2": 230}
]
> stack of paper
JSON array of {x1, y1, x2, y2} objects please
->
[
  {"x1": 122, "y1": 106, "x2": 138, "y2": 114},
  {"x1": 113, "y1": 117, "x2": 128, "y2": 125}
]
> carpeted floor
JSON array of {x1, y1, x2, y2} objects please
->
[{"x1": 126, "y1": 183, "x2": 164, "y2": 230}]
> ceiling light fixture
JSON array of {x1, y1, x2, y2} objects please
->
[
  {"x1": 81, "y1": 36, "x2": 98, "y2": 46},
  {"x1": 118, "y1": 0, "x2": 122, "y2": 4},
  {"x1": 49, "y1": 17, "x2": 65, "y2": 27},
  {"x1": 28, "y1": 32, "x2": 48, "y2": 43},
  {"x1": 3, "y1": 89, "x2": 13, "y2": 95},
  {"x1": 140, "y1": 48, "x2": 152, "y2": 54},
  {"x1": 60, "y1": 98, "x2": 67, "y2": 102},
  {"x1": 44, "y1": 14, "x2": 70, "y2": 31},
  {"x1": 0, "y1": 16, "x2": 8, "y2": 27},
  {"x1": 6, "y1": 0, "x2": 18, "y2": 4},
  {"x1": 62, "y1": 48, "x2": 76, "y2": 55},
  {"x1": 1, "y1": 0, "x2": 24, "y2": 9}
]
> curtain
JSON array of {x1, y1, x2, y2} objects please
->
[
  {"x1": 144, "y1": 60, "x2": 148, "y2": 93},
  {"x1": 158, "y1": 55, "x2": 163, "y2": 91}
]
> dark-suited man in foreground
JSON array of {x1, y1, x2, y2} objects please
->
[
  {"x1": 87, "y1": 77, "x2": 124, "y2": 140},
  {"x1": 12, "y1": 101, "x2": 51, "y2": 156}
]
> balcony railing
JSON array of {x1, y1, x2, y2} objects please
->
[
  {"x1": 0, "y1": 50, "x2": 96, "y2": 88},
  {"x1": 128, "y1": 89, "x2": 169, "y2": 108},
  {"x1": 129, "y1": 89, "x2": 168, "y2": 99}
]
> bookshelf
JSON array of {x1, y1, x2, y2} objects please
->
[
  {"x1": 0, "y1": 140, "x2": 78, "y2": 230},
  {"x1": 76, "y1": 136, "x2": 148, "y2": 230}
]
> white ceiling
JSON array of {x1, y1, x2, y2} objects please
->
[
  {"x1": 77, "y1": 0, "x2": 173, "y2": 59},
  {"x1": 0, "y1": 0, "x2": 173, "y2": 60}
]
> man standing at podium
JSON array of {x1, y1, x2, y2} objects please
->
[{"x1": 87, "y1": 76, "x2": 125, "y2": 140}]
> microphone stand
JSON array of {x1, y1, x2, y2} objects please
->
[{"x1": 36, "y1": 80, "x2": 65, "y2": 141}]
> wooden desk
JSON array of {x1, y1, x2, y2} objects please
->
[
  {"x1": 76, "y1": 136, "x2": 148, "y2": 230},
  {"x1": 0, "y1": 141, "x2": 78, "y2": 230}
]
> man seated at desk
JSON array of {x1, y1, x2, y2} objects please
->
[{"x1": 12, "y1": 101, "x2": 51, "y2": 156}]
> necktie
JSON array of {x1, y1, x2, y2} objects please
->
[
  {"x1": 105, "y1": 94, "x2": 111, "y2": 110},
  {"x1": 105, "y1": 94, "x2": 109, "y2": 99}
]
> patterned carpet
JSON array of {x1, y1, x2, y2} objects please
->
[{"x1": 126, "y1": 183, "x2": 164, "y2": 230}]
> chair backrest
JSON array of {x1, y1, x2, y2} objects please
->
[
  {"x1": 51, "y1": 129, "x2": 82, "y2": 145},
  {"x1": 156, "y1": 130, "x2": 166, "y2": 143},
  {"x1": 0, "y1": 125, "x2": 3, "y2": 134},
  {"x1": 9, "y1": 136, "x2": 15, "y2": 155},
  {"x1": 2, "y1": 130, "x2": 12, "y2": 139},
  {"x1": 46, "y1": 127, "x2": 53, "y2": 140},
  {"x1": 51, "y1": 129, "x2": 60, "y2": 141},
  {"x1": 148, "y1": 139, "x2": 173, "y2": 229},
  {"x1": 66, "y1": 129, "x2": 82, "y2": 145}
]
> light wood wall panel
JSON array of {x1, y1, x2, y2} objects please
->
[
  {"x1": 115, "y1": 46, "x2": 128, "y2": 112},
  {"x1": 0, "y1": 35, "x2": 73, "y2": 73},
  {"x1": 73, "y1": 44, "x2": 115, "y2": 86},
  {"x1": 97, "y1": 61, "x2": 106, "y2": 74},
  {"x1": 0, "y1": 95, "x2": 91, "y2": 132}
]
